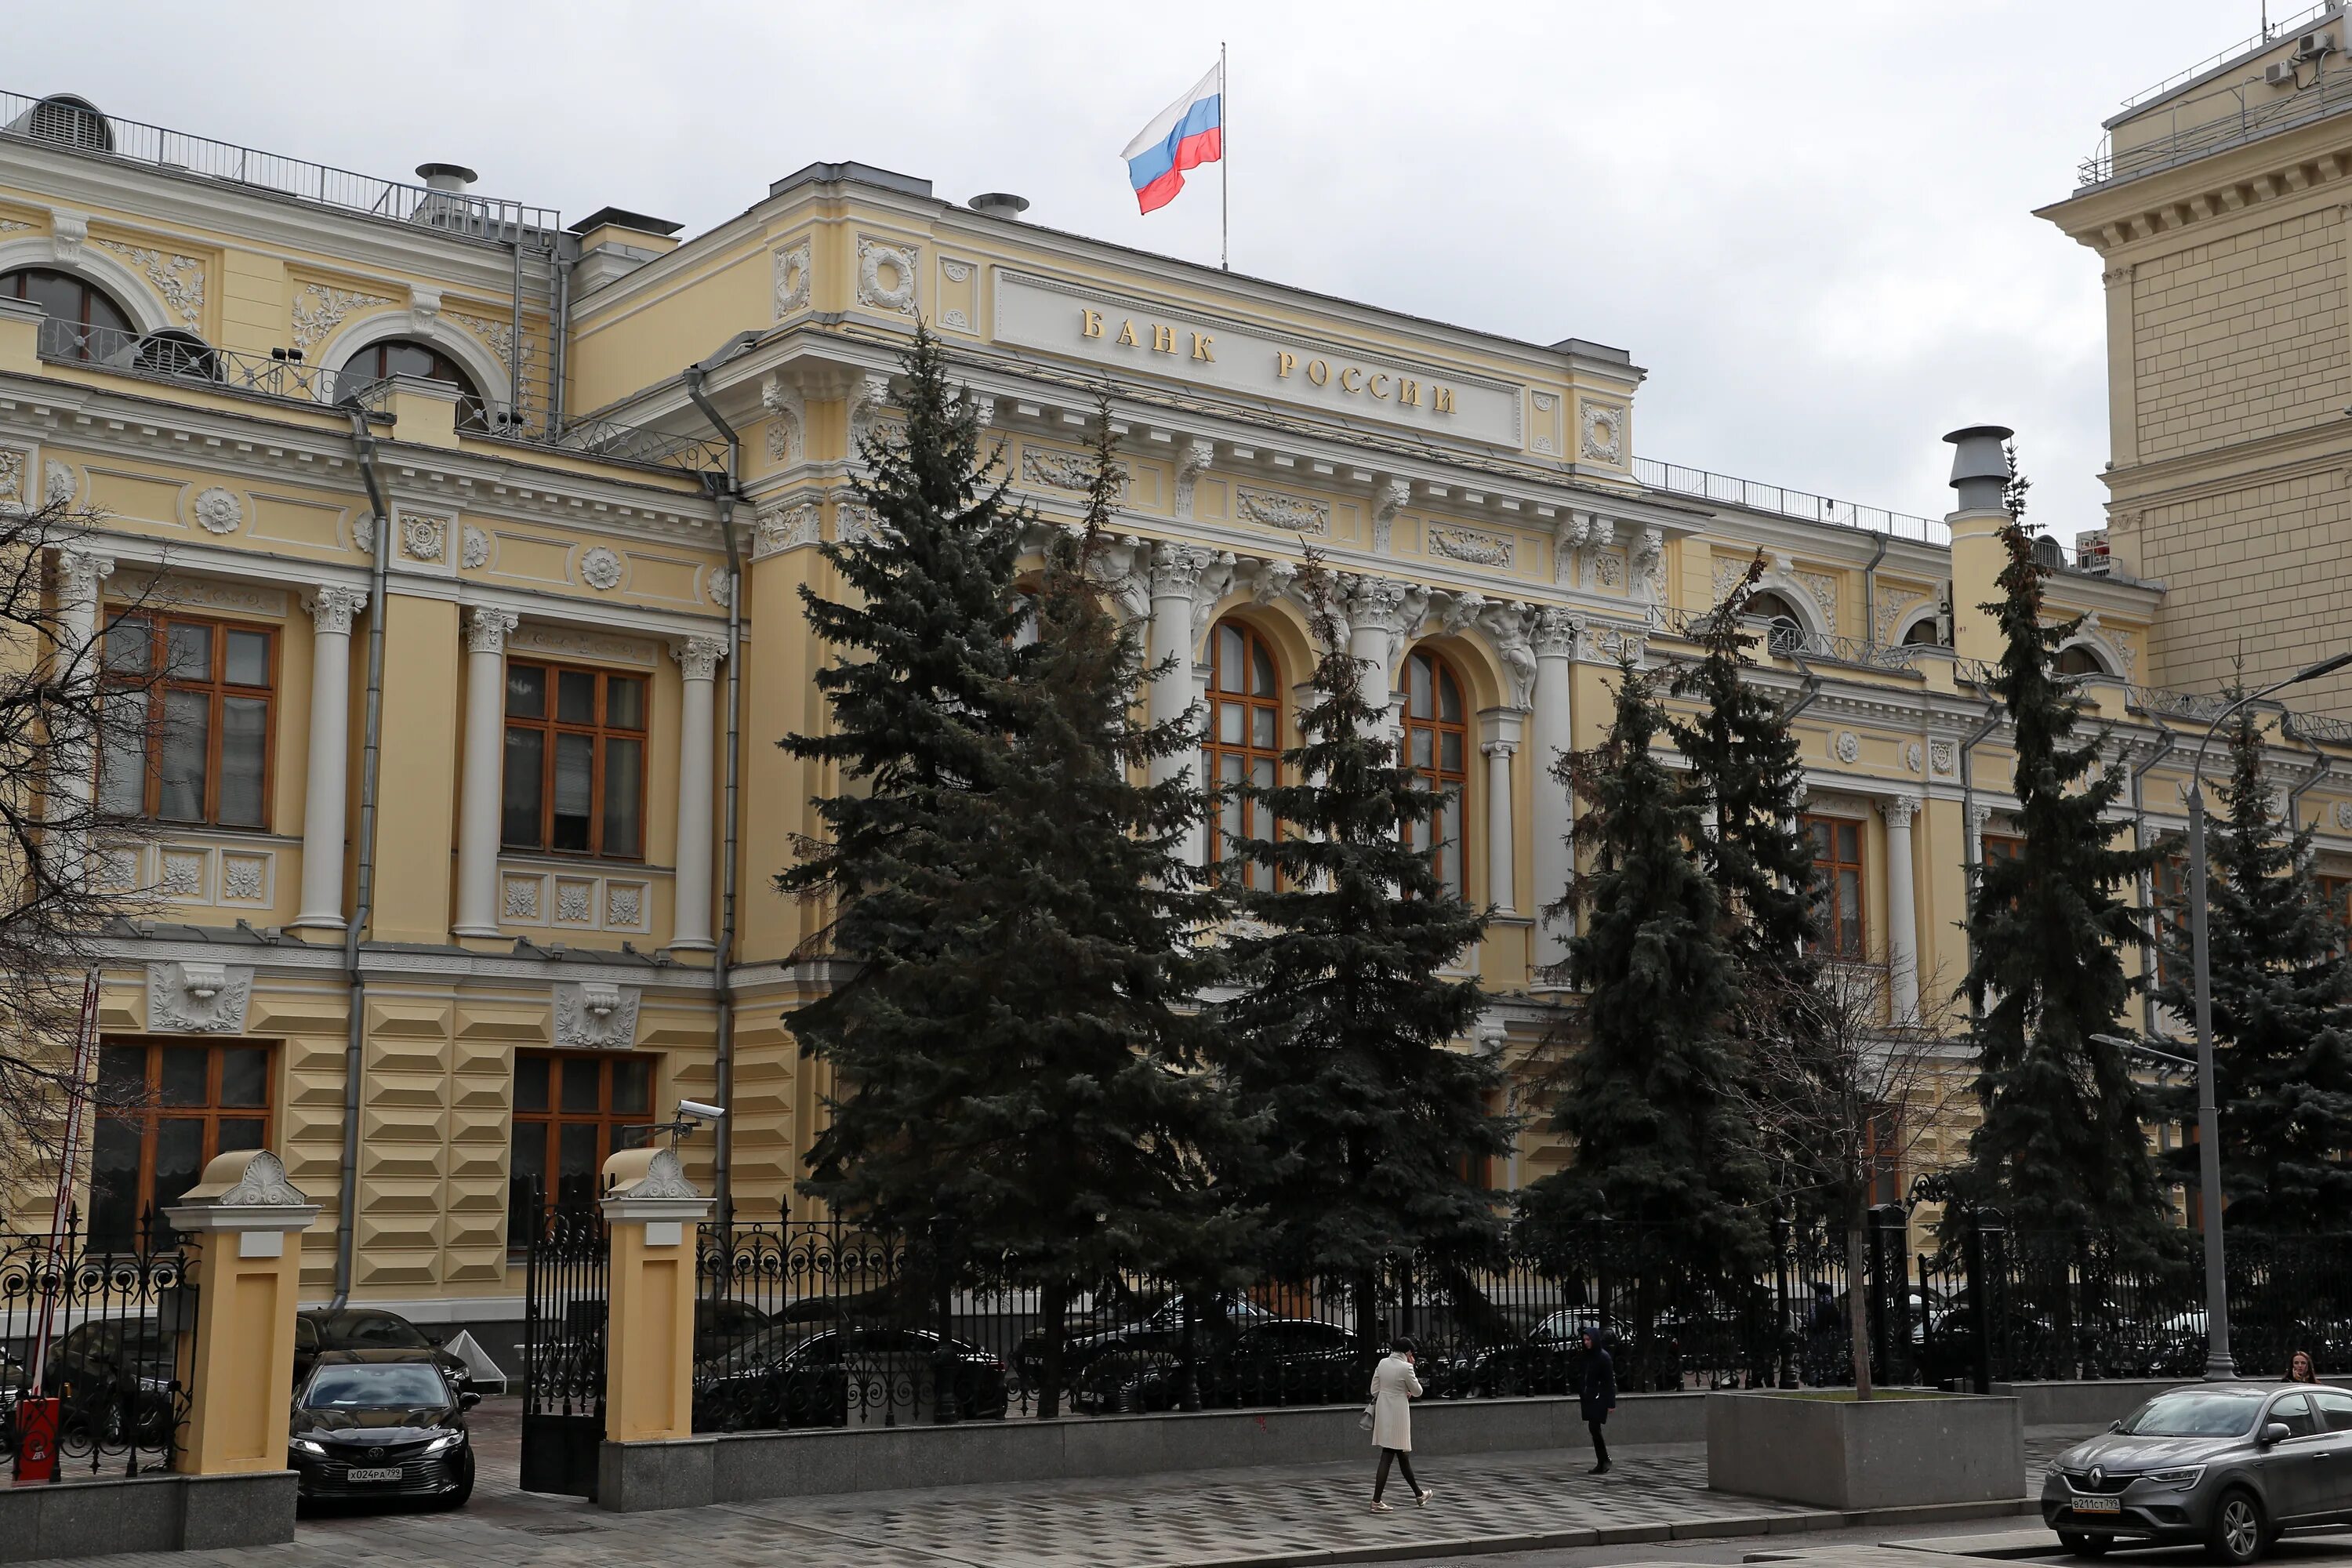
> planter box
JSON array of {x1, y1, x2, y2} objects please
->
[{"x1": 1707, "y1": 1391, "x2": 2024, "y2": 1511}]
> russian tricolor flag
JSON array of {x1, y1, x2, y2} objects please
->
[{"x1": 1122, "y1": 63, "x2": 1222, "y2": 215}]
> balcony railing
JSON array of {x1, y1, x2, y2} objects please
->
[
  {"x1": 1634, "y1": 456, "x2": 1947, "y2": 546},
  {"x1": 457, "y1": 395, "x2": 728, "y2": 477},
  {"x1": 37, "y1": 318, "x2": 392, "y2": 414},
  {"x1": 1657, "y1": 608, "x2": 1924, "y2": 673},
  {"x1": 0, "y1": 89, "x2": 558, "y2": 243}
]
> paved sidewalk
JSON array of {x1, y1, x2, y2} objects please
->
[{"x1": 54, "y1": 1428, "x2": 2095, "y2": 1568}]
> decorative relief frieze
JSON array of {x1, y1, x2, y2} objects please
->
[
  {"x1": 1020, "y1": 447, "x2": 1126, "y2": 495},
  {"x1": 1793, "y1": 570, "x2": 1839, "y2": 635},
  {"x1": 291, "y1": 284, "x2": 394, "y2": 351},
  {"x1": 128, "y1": 574, "x2": 287, "y2": 619},
  {"x1": 161, "y1": 851, "x2": 205, "y2": 898},
  {"x1": 193, "y1": 487, "x2": 244, "y2": 536},
  {"x1": 771, "y1": 241, "x2": 811, "y2": 318},
  {"x1": 1930, "y1": 740, "x2": 1956, "y2": 777},
  {"x1": 1530, "y1": 391, "x2": 1559, "y2": 456},
  {"x1": 503, "y1": 876, "x2": 540, "y2": 921},
  {"x1": 705, "y1": 567, "x2": 734, "y2": 608},
  {"x1": 1832, "y1": 731, "x2": 1862, "y2": 764},
  {"x1": 1427, "y1": 524, "x2": 1514, "y2": 570},
  {"x1": 555, "y1": 880, "x2": 594, "y2": 925},
  {"x1": 835, "y1": 500, "x2": 885, "y2": 546},
  {"x1": 1904, "y1": 742, "x2": 1924, "y2": 775},
  {"x1": 554, "y1": 980, "x2": 640, "y2": 1050},
  {"x1": 147, "y1": 961, "x2": 252, "y2": 1035},
  {"x1": 505, "y1": 623, "x2": 658, "y2": 667},
  {"x1": 461, "y1": 525, "x2": 491, "y2": 569},
  {"x1": 1235, "y1": 487, "x2": 1330, "y2": 536},
  {"x1": 44, "y1": 459, "x2": 74, "y2": 506},
  {"x1": 448, "y1": 310, "x2": 516, "y2": 368},
  {"x1": 855, "y1": 236, "x2": 920, "y2": 314},
  {"x1": 1372, "y1": 478, "x2": 1410, "y2": 553},
  {"x1": 93, "y1": 240, "x2": 205, "y2": 328},
  {"x1": 579, "y1": 546, "x2": 623, "y2": 590},
  {"x1": 220, "y1": 855, "x2": 267, "y2": 902},
  {"x1": 1175, "y1": 438, "x2": 1214, "y2": 521},
  {"x1": 0, "y1": 447, "x2": 24, "y2": 506},
  {"x1": 753, "y1": 499, "x2": 821, "y2": 559},
  {"x1": 1592, "y1": 549, "x2": 1625, "y2": 590},
  {"x1": 761, "y1": 375, "x2": 804, "y2": 466},
  {"x1": 1579, "y1": 402, "x2": 1624, "y2": 464},
  {"x1": 605, "y1": 884, "x2": 645, "y2": 928},
  {"x1": 2337, "y1": 800, "x2": 2352, "y2": 833},
  {"x1": 400, "y1": 514, "x2": 447, "y2": 563}
]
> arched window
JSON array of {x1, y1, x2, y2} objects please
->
[
  {"x1": 1205, "y1": 619, "x2": 1282, "y2": 888},
  {"x1": 4, "y1": 267, "x2": 132, "y2": 359},
  {"x1": 1745, "y1": 590, "x2": 1807, "y2": 657},
  {"x1": 1402, "y1": 648, "x2": 1468, "y2": 897},
  {"x1": 334, "y1": 338, "x2": 488, "y2": 427},
  {"x1": 2056, "y1": 644, "x2": 2109, "y2": 677},
  {"x1": 1901, "y1": 616, "x2": 1944, "y2": 648}
]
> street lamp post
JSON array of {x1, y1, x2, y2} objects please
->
[{"x1": 2176, "y1": 650, "x2": 2352, "y2": 1381}]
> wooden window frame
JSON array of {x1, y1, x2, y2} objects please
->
[
  {"x1": 1401, "y1": 646, "x2": 1471, "y2": 898},
  {"x1": 1803, "y1": 812, "x2": 1868, "y2": 960},
  {"x1": 90, "y1": 1039, "x2": 274, "y2": 1247},
  {"x1": 500, "y1": 659, "x2": 649, "y2": 862},
  {"x1": 1203, "y1": 619, "x2": 1284, "y2": 887},
  {"x1": 100, "y1": 609, "x2": 279, "y2": 830},
  {"x1": 508, "y1": 1049, "x2": 656, "y2": 1243}
]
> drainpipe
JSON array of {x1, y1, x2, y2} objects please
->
[
  {"x1": 332, "y1": 409, "x2": 394, "y2": 1307},
  {"x1": 1955, "y1": 693, "x2": 2005, "y2": 1021},
  {"x1": 549, "y1": 245, "x2": 572, "y2": 434},
  {"x1": 2286, "y1": 713, "x2": 2336, "y2": 873},
  {"x1": 2130, "y1": 724, "x2": 2178, "y2": 1043},
  {"x1": 682, "y1": 332, "x2": 757, "y2": 1227}
]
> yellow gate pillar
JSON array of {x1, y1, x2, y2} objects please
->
[
  {"x1": 162, "y1": 1149, "x2": 318, "y2": 1475},
  {"x1": 596, "y1": 1145, "x2": 716, "y2": 1512}
]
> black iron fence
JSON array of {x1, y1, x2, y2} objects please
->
[
  {"x1": 0, "y1": 1211, "x2": 190, "y2": 1479},
  {"x1": 668, "y1": 1214, "x2": 2352, "y2": 1436},
  {"x1": 519, "y1": 1199, "x2": 607, "y2": 1498}
]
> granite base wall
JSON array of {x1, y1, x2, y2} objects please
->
[
  {"x1": 0, "y1": 1471, "x2": 296, "y2": 1562},
  {"x1": 1707, "y1": 1392, "x2": 2024, "y2": 1511}
]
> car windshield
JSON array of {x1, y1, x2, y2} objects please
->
[
  {"x1": 314, "y1": 1312, "x2": 430, "y2": 1349},
  {"x1": 303, "y1": 1363, "x2": 449, "y2": 1410},
  {"x1": 2122, "y1": 1388, "x2": 2268, "y2": 1437}
]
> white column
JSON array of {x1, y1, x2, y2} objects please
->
[
  {"x1": 292, "y1": 586, "x2": 368, "y2": 931},
  {"x1": 452, "y1": 606, "x2": 517, "y2": 938},
  {"x1": 1528, "y1": 609, "x2": 1579, "y2": 978},
  {"x1": 1477, "y1": 709, "x2": 1524, "y2": 915},
  {"x1": 1881, "y1": 794, "x2": 1921, "y2": 1020},
  {"x1": 1148, "y1": 543, "x2": 1218, "y2": 867},
  {"x1": 49, "y1": 549, "x2": 112, "y2": 890},
  {"x1": 669, "y1": 637, "x2": 724, "y2": 952}
]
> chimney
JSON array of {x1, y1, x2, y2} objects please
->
[
  {"x1": 967, "y1": 192, "x2": 1030, "y2": 221},
  {"x1": 416, "y1": 162, "x2": 479, "y2": 194},
  {"x1": 1943, "y1": 423, "x2": 2016, "y2": 666}
]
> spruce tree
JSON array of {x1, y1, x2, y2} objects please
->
[
  {"x1": 2154, "y1": 713, "x2": 2352, "y2": 1230},
  {"x1": 1961, "y1": 522, "x2": 2168, "y2": 1250},
  {"x1": 1210, "y1": 561, "x2": 1508, "y2": 1338},
  {"x1": 1523, "y1": 661, "x2": 1767, "y2": 1316},
  {"x1": 1671, "y1": 554, "x2": 1823, "y2": 1037}
]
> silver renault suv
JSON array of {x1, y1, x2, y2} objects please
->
[{"x1": 2042, "y1": 1382, "x2": 2352, "y2": 1563}]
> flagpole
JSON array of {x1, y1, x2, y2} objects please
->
[{"x1": 1220, "y1": 41, "x2": 1229, "y2": 271}]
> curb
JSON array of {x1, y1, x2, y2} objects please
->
[{"x1": 1183, "y1": 1496, "x2": 2041, "y2": 1568}]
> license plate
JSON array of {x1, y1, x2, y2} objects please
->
[
  {"x1": 346, "y1": 1467, "x2": 403, "y2": 1483},
  {"x1": 2073, "y1": 1496, "x2": 2122, "y2": 1514}
]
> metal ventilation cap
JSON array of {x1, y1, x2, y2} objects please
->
[
  {"x1": 415, "y1": 162, "x2": 480, "y2": 192},
  {"x1": 1943, "y1": 423, "x2": 2014, "y2": 513},
  {"x1": 967, "y1": 192, "x2": 1031, "y2": 220}
]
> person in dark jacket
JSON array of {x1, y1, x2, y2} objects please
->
[{"x1": 1579, "y1": 1327, "x2": 1617, "y2": 1475}]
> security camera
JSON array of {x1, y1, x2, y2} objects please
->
[{"x1": 676, "y1": 1099, "x2": 727, "y2": 1122}]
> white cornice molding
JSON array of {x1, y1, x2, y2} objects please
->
[{"x1": 91, "y1": 931, "x2": 718, "y2": 990}]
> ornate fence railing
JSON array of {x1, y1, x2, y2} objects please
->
[
  {"x1": 0, "y1": 1211, "x2": 191, "y2": 1479},
  {"x1": 666, "y1": 1216, "x2": 2352, "y2": 1435},
  {"x1": 36, "y1": 318, "x2": 394, "y2": 415}
]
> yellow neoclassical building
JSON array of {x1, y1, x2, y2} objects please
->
[{"x1": 0, "y1": 81, "x2": 2341, "y2": 1345}]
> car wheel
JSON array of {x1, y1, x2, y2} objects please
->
[
  {"x1": 2207, "y1": 1487, "x2": 2267, "y2": 1565},
  {"x1": 2056, "y1": 1532, "x2": 2111, "y2": 1559},
  {"x1": 435, "y1": 1453, "x2": 475, "y2": 1511}
]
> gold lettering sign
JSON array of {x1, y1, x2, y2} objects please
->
[{"x1": 1065, "y1": 298, "x2": 1466, "y2": 423}]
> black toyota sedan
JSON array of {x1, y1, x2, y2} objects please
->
[
  {"x1": 287, "y1": 1352, "x2": 477, "y2": 1509},
  {"x1": 2042, "y1": 1381, "x2": 2352, "y2": 1563}
]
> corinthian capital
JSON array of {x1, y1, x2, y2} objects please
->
[
  {"x1": 1149, "y1": 540, "x2": 1219, "y2": 597},
  {"x1": 56, "y1": 548, "x2": 114, "y2": 603},
  {"x1": 1530, "y1": 606, "x2": 1582, "y2": 657},
  {"x1": 1345, "y1": 575, "x2": 1418, "y2": 637},
  {"x1": 305, "y1": 585, "x2": 369, "y2": 637},
  {"x1": 465, "y1": 605, "x2": 520, "y2": 655},
  {"x1": 672, "y1": 635, "x2": 727, "y2": 682}
]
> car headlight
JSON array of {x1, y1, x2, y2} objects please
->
[
  {"x1": 289, "y1": 1438, "x2": 328, "y2": 1457},
  {"x1": 421, "y1": 1432, "x2": 464, "y2": 1456},
  {"x1": 2143, "y1": 1465, "x2": 2205, "y2": 1489}
]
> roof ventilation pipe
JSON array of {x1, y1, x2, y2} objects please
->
[
  {"x1": 412, "y1": 162, "x2": 481, "y2": 236},
  {"x1": 1944, "y1": 424, "x2": 2014, "y2": 515},
  {"x1": 967, "y1": 192, "x2": 1031, "y2": 220}
]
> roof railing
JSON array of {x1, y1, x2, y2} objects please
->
[
  {"x1": 1633, "y1": 456, "x2": 1948, "y2": 546},
  {"x1": 0, "y1": 88, "x2": 558, "y2": 245},
  {"x1": 2114, "y1": 1, "x2": 2337, "y2": 113}
]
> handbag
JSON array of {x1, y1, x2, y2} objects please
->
[{"x1": 1359, "y1": 1402, "x2": 1374, "y2": 1431}]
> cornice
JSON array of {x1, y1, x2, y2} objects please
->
[
  {"x1": 93, "y1": 932, "x2": 717, "y2": 991},
  {"x1": 0, "y1": 144, "x2": 551, "y2": 303},
  {"x1": 2103, "y1": 416, "x2": 2352, "y2": 507},
  {"x1": 2038, "y1": 116, "x2": 2352, "y2": 252}
]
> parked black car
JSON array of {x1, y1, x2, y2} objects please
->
[
  {"x1": 295, "y1": 1308, "x2": 471, "y2": 1395},
  {"x1": 287, "y1": 1352, "x2": 477, "y2": 1508},
  {"x1": 1013, "y1": 1291, "x2": 1269, "y2": 1394},
  {"x1": 42, "y1": 1319, "x2": 175, "y2": 1450},
  {"x1": 693, "y1": 1298, "x2": 773, "y2": 1363},
  {"x1": 1070, "y1": 1317, "x2": 1366, "y2": 1414},
  {"x1": 1451, "y1": 1308, "x2": 1602, "y2": 1398},
  {"x1": 693, "y1": 1326, "x2": 1010, "y2": 1431}
]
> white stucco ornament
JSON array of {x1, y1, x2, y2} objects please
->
[
  {"x1": 579, "y1": 546, "x2": 623, "y2": 590},
  {"x1": 194, "y1": 487, "x2": 244, "y2": 535}
]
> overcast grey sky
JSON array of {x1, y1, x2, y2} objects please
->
[{"x1": 16, "y1": 2, "x2": 2297, "y2": 541}]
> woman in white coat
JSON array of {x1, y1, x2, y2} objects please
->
[{"x1": 1368, "y1": 1336, "x2": 1432, "y2": 1511}]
